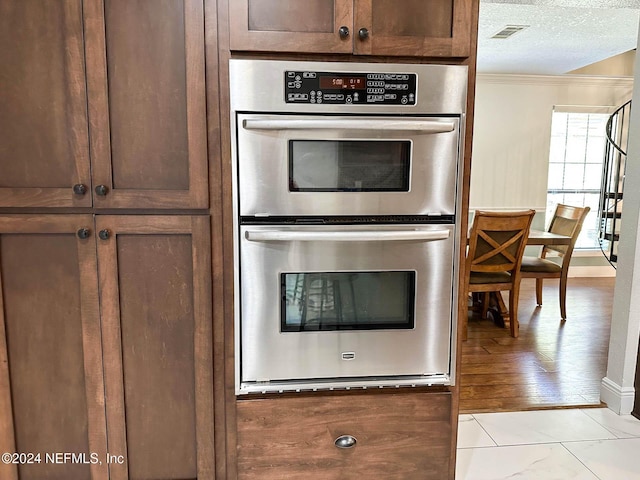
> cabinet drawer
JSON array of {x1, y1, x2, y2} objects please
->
[{"x1": 237, "y1": 391, "x2": 452, "y2": 480}]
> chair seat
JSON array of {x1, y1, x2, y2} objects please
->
[
  {"x1": 520, "y1": 256, "x2": 562, "y2": 274},
  {"x1": 469, "y1": 271, "x2": 512, "y2": 284}
]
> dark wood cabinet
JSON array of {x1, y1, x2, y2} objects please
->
[
  {"x1": 0, "y1": 1, "x2": 92, "y2": 208},
  {"x1": 229, "y1": 0, "x2": 353, "y2": 54},
  {"x1": 96, "y1": 215, "x2": 214, "y2": 480},
  {"x1": 236, "y1": 391, "x2": 453, "y2": 479},
  {"x1": 229, "y1": 0, "x2": 473, "y2": 57},
  {"x1": 85, "y1": 0, "x2": 208, "y2": 209},
  {"x1": 0, "y1": 214, "x2": 214, "y2": 480},
  {"x1": 356, "y1": 0, "x2": 473, "y2": 57},
  {"x1": 224, "y1": 1, "x2": 478, "y2": 478},
  {"x1": 0, "y1": 0, "x2": 208, "y2": 209},
  {"x1": 1, "y1": 2, "x2": 217, "y2": 478},
  {"x1": 0, "y1": 215, "x2": 107, "y2": 480}
]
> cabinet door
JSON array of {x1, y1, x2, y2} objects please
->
[
  {"x1": 0, "y1": 1, "x2": 92, "y2": 208},
  {"x1": 97, "y1": 216, "x2": 214, "y2": 480},
  {"x1": 354, "y1": 0, "x2": 473, "y2": 57},
  {"x1": 229, "y1": 0, "x2": 353, "y2": 53},
  {"x1": 84, "y1": 0, "x2": 208, "y2": 209},
  {"x1": 0, "y1": 215, "x2": 107, "y2": 480}
]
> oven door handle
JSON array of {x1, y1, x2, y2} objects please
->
[
  {"x1": 242, "y1": 118, "x2": 456, "y2": 133},
  {"x1": 244, "y1": 229, "x2": 451, "y2": 242}
]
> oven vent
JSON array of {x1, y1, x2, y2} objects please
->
[{"x1": 491, "y1": 25, "x2": 529, "y2": 40}]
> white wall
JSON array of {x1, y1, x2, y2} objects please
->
[
  {"x1": 470, "y1": 74, "x2": 633, "y2": 211},
  {"x1": 602, "y1": 36, "x2": 640, "y2": 414},
  {"x1": 569, "y1": 50, "x2": 636, "y2": 77}
]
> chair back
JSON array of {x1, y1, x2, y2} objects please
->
[
  {"x1": 467, "y1": 210, "x2": 536, "y2": 275},
  {"x1": 544, "y1": 204, "x2": 590, "y2": 261}
]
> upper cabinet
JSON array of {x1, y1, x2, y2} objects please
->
[
  {"x1": 229, "y1": 0, "x2": 354, "y2": 54},
  {"x1": 84, "y1": 0, "x2": 208, "y2": 209},
  {"x1": 0, "y1": 1, "x2": 92, "y2": 208},
  {"x1": 0, "y1": 0, "x2": 208, "y2": 209},
  {"x1": 229, "y1": 0, "x2": 473, "y2": 57}
]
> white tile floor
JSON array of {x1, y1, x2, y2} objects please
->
[{"x1": 456, "y1": 408, "x2": 640, "y2": 479}]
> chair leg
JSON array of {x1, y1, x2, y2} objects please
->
[
  {"x1": 462, "y1": 288, "x2": 469, "y2": 341},
  {"x1": 481, "y1": 292, "x2": 490, "y2": 319},
  {"x1": 509, "y1": 284, "x2": 520, "y2": 338},
  {"x1": 535, "y1": 278, "x2": 543, "y2": 306},
  {"x1": 559, "y1": 272, "x2": 568, "y2": 320}
]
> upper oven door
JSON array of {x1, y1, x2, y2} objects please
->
[{"x1": 235, "y1": 114, "x2": 461, "y2": 217}]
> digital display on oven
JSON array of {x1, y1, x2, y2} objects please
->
[
  {"x1": 285, "y1": 70, "x2": 417, "y2": 104},
  {"x1": 319, "y1": 76, "x2": 366, "y2": 90}
]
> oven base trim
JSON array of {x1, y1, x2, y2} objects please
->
[{"x1": 237, "y1": 374, "x2": 451, "y2": 395}]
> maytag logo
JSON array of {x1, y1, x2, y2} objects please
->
[{"x1": 341, "y1": 352, "x2": 356, "y2": 361}]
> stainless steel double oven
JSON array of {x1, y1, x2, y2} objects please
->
[{"x1": 230, "y1": 59, "x2": 467, "y2": 394}]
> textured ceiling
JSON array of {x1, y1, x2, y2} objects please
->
[{"x1": 477, "y1": 0, "x2": 640, "y2": 74}]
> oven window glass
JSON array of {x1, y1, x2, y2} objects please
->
[
  {"x1": 281, "y1": 271, "x2": 415, "y2": 331},
  {"x1": 289, "y1": 140, "x2": 411, "y2": 191}
]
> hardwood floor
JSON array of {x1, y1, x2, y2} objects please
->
[{"x1": 460, "y1": 277, "x2": 615, "y2": 414}]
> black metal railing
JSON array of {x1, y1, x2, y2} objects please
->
[{"x1": 598, "y1": 100, "x2": 631, "y2": 267}]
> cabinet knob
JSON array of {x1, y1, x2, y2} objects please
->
[
  {"x1": 358, "y1": 27, "x2": 369, "y2": 40},
  {"x1": 95, "y1": 184, "x2": 109, "y2": 196},
  {"x1": 334, "y1": 435, "x2": 357, "y2": 449},
  {"x1": 77, "y1": 228, "x2": 91, "y2": 239},
  {"x1": 339, "y1": 26, "x2": 350, "y2": 39},
  {"x1": 73, "y1": 184, "x2": 87, "y2": 195},
  {"x1": 98, "y1": 229, "x2": 110, "y2": 240}
]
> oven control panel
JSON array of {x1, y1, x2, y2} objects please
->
[{"x1": 285, "y1": 70, "x2": 417, "y2": 105}]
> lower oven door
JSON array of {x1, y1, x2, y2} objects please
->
[{"x1": 237, "y1": 224, "x2": 456, "y2": 393}]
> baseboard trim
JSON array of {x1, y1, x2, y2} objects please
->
[
  {"x1": 568, "y1": 265, "x2": 616, "y2": 278},
  {"x1": 600, "y1": 377, "x2": 636, "y2": 414}
]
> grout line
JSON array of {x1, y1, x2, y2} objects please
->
[
  {"x1": 456, "y1": 415, "x2": 498, "y2": 449},
  {"x1": 456, "y1": 445, "x2": 497, "y2": 450},
  {"x1": 470, "y1": 413, "x2": 500, "y2": 447},
  {"x1": 577, "y1": 408, "x2": 624, "y2": 439},
  {"x1": 465, "y1": 409, "x2": 618, "y2": 447},
  {"x1": 558, "y1": 442, "x2": 604, "y2": 480},
  {"x1": 580, "y1": 408, "x2": 640, "y2": 439},
  {"x1": 457, "y1": 409, "x2": 640, "y2": 478}
]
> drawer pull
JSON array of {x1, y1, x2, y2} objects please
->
[{"x1": 334, "y1": 435, "x2": 357, "y2": 449}]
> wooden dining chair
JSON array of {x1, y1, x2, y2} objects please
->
[
  {"x1": 520, "y1": 204, "x2": 590, "y2": 320},
  {"x1": 464, "y1": 210, "x2": 535, "y2": 339}
]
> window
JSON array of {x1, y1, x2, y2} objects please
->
[
  {"x1": 281, "y1": 271, "x2": 415, "y2": 331},
  {"x1": 547, "y1": 109, "x2": 611, "y2": 249}
]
